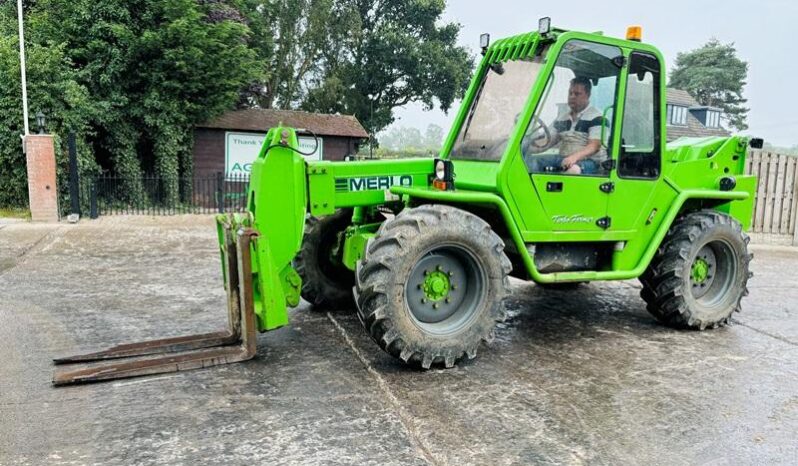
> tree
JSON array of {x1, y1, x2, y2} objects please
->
[
  {"x1": 1, "y1": 0, "x2": 260, "y2": 205},
  {"x1": 378, "y1": 123, "x2": 443, "y2": 153},
  {"x1": 299, "y1": 0, "x2": 473, "y2": 134},
  {"x1": 380, "y1": 126, "x2": 423, "y2": 150},
  {"x1": 0, "y1": 0, "x2": 469, "y2": 208},
  {"x1": 242, "y1": 1, "x2": 472, "y2": 133},
  {"x1": 238, "y1": 0, "x2": 338, "y2": 109},
  {"x1": 669, "y1": 39, "x2": 749, "y2": 131},
  {"x1": 0, "y1": 35, "x2": 96, "y2": 208},
  {"x1": 423, "y1": 123, "x2": 444, "y2": 150}
]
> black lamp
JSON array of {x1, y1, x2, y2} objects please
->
[{"x1": 36, "y1": 111, "x2": 46, "y2": 134}]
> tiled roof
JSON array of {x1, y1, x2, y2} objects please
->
[
  {"x1": 199, "y1": 108, "x2": 369, "y2": 138},
  {"x1": 666, "y1": 88, "x2": 699, "y2": 107}
]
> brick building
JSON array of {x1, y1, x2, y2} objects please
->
[{"x1": 193, "y1": 109, "x2": 368, "y2": 178}]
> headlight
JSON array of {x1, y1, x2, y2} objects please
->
[
  {"x1": 432, "y1": 159, "x2": 454, "y2": 191},
  {"x1": 435, "y1": 160, "x2": 446, "y2": 180}
]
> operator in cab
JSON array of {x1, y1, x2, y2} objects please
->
[{"x1": 524, "y1": 77, "x2": 607, "y2": 175}]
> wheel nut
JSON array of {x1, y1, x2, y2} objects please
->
[
  {"x1": 451, "y1": 285, "x2": 457, "y2": 290},
  {"x1": 448, "y1": 271, "x2": 453, "y2": 276},
  {"x1": 424, "y1": 270, "x2": 429, "y2": 275},
  {"x1": 436, "y1": 265, "x2": 442, "y2": 271},
  {"x1": 421, "y1": 298, "x2": 427, "y2": 304},
  {"x1": 445, "y1": 298, "x2": 451, "y2": 303},
  {"x1": 433, "y1": 303, "x2": 439, "y2": 309}
]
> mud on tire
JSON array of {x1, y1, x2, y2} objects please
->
[
  {"x1": 640, "y1": 210, "x2": 752, "y2": 329},
  {"x1": 355, "y1": 204, "x2": 512, "y2": 369},
  {"x1": 294, "y1": 209, "x2": 355, "y2": 309}
]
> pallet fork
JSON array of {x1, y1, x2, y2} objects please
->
[{"x1": 52, "y1": 224, "x2": 259, "y2": 386}]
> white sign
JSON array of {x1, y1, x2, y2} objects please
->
[
  {"x1": 297, "y1": 137, "x2": 323, "y2": 160},
  {"x1": 225, "y1": 132, "x2": 323, "y2": 177}
]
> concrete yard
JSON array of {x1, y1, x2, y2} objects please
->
[{"x1": 1, "y1": 216, "x2": 796, "y2": 465}]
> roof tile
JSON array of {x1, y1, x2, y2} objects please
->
[{"x1": 199, "y1": 108, "x2": 369, "y2": 138}]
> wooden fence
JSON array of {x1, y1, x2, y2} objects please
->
[{"x1": 746, "y1": 150, "x2": 798, "y2": 245}]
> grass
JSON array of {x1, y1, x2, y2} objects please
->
[{"x1": 0, "y1": 207, "x2": 31, "y2": 219}]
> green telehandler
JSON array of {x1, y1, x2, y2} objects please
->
[{"x1": 53, "y1": 21, "x2": 761, "y2": 385}]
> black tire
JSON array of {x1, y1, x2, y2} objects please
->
[
  {"x1": 355, "y1": 204, "x2": 512, "y2": 369},
  {"x1": 294, "y1": 209, "x2": 355, "y2": 309},
  {"x1": 640, "y1": 210, "x2": 752, "y2": 329}
]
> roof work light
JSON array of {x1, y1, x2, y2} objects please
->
[
  {"x1": 538, "y1": 17, "x2": 551, "y2": 35},
  {"x1": 480, "y1": 33, "x2": 490, "y2": 54}
]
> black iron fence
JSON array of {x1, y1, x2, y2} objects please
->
[{"x1": 72, "y1": 172, "x2": 250, "y2": 218}]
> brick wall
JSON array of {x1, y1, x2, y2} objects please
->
[
  {"x1": 193, "y1": 128, "x2": 227, "y2": 178},
  {"x1": 25, "y1": 135, "x2": 59, "y2": 222}
]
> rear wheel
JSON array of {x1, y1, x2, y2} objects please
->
[
  {"x1": 640, "y1": 211, "x2": 752, "y2": 329},
  {"x1": 294, "y1": 209, "x2": 355, "y2": 309},
  {"x1": 355, "y1": 205, "x2": 512, "y2": 369}
]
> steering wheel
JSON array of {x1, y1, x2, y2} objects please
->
[{"x1": 524, "y1": 116, "x2": 552, "y2": 154}]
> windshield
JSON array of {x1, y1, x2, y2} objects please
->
[{"x1": 449, "y1": 49, "x2": 548, "y2": 161}]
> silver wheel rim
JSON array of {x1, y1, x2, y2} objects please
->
[
  {"x1": 690, "y1": 240, "x2": 737, "y2": 307},
  {"x1": 404, "y1": 245, "x2": 487, "y2": 336}
]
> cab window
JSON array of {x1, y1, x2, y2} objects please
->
[
  {"x1": 522, "y1": 40, "x2": 623, "y2": 177},
  {"x1": 618, "y1": 52, "x2": 661, "y2": 179}
]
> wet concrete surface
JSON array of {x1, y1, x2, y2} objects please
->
[{"x1": 0, "y1": 217, "x2": 796, "y2": 465}]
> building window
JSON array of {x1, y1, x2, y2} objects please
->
[
  {"x1": 666, "y1": 104, "x2": 687, "y2": 126},
  {"x1": 705, "y1": 110, "x2": 721, "y2": 128}
]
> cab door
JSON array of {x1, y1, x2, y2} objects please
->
[
  {"x1": 522, "y1": 39, "x2": 624, "y2": 233},
  {"x1": 607, "y1": 51, "x2": 663, "y2": 233}
]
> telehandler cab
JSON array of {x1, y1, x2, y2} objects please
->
[{"x1": 54, "y1": 21, "x2": 761, "y2": 385}]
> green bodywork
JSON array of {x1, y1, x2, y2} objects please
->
[{"x1": 217, "y1": 28, "x2": 757, "y2": 333}]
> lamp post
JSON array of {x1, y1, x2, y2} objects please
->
[
  {"x1": 17, "y1": 0, "x2": 30, "y2": 139},
  {"x1": 367, "y1": 94, "x2": 374, "y2": 159},
  {"x1": 36, "y1": 110, "x2": 45, "y2": 134}
]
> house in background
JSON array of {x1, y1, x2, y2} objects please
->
[
  {"x1": 666, "y1": 88, "x2": 730, "y2": 142},
  {"x1": 193, "y1": 109, "x2": 368, "y2": 178}
]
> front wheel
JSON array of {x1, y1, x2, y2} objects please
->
[
  {"x1": 640, "y1": 211, "x2": 752, "y2": 329},
  {"x1": 355, "y1": 204, "x2": 512, "y2": 369},
  {"x1": 294, "y1": 209, "x2": 355, "y2": 309}
]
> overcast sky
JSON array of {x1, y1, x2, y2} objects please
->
[{"x1": 391, "y1": 0, "x2": 798, "y2": 146}]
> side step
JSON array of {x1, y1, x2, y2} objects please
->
[{"x1": 52, "y1": 226, "x2": 259, "y2": 386}]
